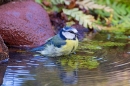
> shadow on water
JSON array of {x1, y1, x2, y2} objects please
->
[{"x1": 0, "y1": 33, "x2": 130, "y2": 86}]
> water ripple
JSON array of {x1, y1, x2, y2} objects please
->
[{"x1": 1, "y1": 46, "x2": 130, "y2": 86}]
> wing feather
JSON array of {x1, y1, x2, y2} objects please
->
[{"x1": 30, "y1": 34, "x2": 66, "y2": 52}]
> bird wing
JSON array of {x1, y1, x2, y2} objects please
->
[
  {"x1": 30, "y1": 34, "x2": 66, "y2": 52},
  {"x1": 49, "y1": 34, "x2": 66, "y2": 48}
]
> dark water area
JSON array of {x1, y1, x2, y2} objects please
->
[{"x1": 0, "y1": 33, "x2": 130, "y2": 86}]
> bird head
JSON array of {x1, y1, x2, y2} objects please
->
[{"x1": 60, "y1": 26, "x2": 78, "y2": 40}]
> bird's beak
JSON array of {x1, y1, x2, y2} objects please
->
[
  {"x1": 76, "y1": 33, "x2": 81, "y2": 38},
  {"x1": 75, "y1": 33, "x2": 79, "y2": 37},
  {"x1": 76, "y1": 33, "x2": 80, "y2": 36}
]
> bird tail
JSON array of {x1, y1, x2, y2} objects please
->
[{"x1": 29, "y1": 44, "x2": 45, "y2": 52}]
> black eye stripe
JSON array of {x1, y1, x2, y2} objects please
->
[
  {"x1": 62, "y1": 30, "x2": 76, "y2": 34},
  {"x1": 63, "y1": 30, "x2": 74, "y2": 33},
  {"x1": 68, "y1": 31, "x2": 74, "y2": 33}
]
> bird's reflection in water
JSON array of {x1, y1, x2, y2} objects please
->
[
  {"x1": 59, "y1": 70, "x2": 78, "y2": 85},
  {"x1": 46, "y1": 57, "x2": 78, "y2": 85},
  {"x1": 57, "y1": 62, "x2": 78, "y2": 85}
]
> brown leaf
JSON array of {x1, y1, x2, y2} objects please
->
[
  {"x1": 61, "y1": 12, "x2": 68, "y2": 21},
  {"x1": 43, "y1": 1, "x2": 51, "y2": 7},
  {"x1": 49, "y1": 12, "x2": 66, "y2": 32},
  {"x1": 67, "y1": 0, "x2": 76, "y2": 9}
]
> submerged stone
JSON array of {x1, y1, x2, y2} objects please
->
[{"x1": 0, "y1": 35, "x2": 8, "y2": 62}]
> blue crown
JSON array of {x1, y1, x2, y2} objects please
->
[{"x1": 63, "y1": 26, "x2": 72, "y2": 31}]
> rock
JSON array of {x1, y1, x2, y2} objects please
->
[
  {"x1": 0, "y1": 0, "x2": 54, "y2": 47},
  {"x1": 0, "y1": 65, "x2": 7, "y2": 85},
  {"x1": 0, "y1": 35, "x2": 9, "y2": 61},
  {"x1": 0, "y1": 0, "x2": 12, "y2": 5}
]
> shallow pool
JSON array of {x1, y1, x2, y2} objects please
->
[{"x1": 0, "y1": 32, "x2": 130, "y2": 86}]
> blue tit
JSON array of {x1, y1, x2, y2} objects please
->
[{"x1": 30, "y1": 26, "x2": 78, "y2": 57}]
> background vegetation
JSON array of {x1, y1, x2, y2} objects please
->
[{"x1": 36, "y1": 0, "x2": 130, "y2": 31}]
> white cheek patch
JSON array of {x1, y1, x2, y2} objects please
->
[{"x1": 62, "y1": 32, "x2": 75, "y2": 39}]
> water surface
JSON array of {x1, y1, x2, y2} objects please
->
[{"x1": 1, "y1": 33, "x2": 130, "y2": 86}]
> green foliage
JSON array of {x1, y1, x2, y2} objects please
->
[
  {"x1": 75, "y1": 0, "x2": 113, "y2": 29},
  {"x1": 58, "y1": 55, "x2": 99, "y2": 69},
  {"x1": 79, "y1": 41, "x2": 102, "y2": 50},
  {"x1": 76, "y1": 0, "x2": 113, "y2": 12},
  {"x1": 115, "y1": 35, "x2": 128, "y2": 39},
  {"x1": 79, "y1": 40, "x2": 125, "y2": 50},
  {"x1": 34, "y1": 0, "x2": 114, "y2": 30},
  {"x1": 63, "y1": 8, "x2": 95, "y2": 28},
  {"x1": 110, "y1": 2, "x2": 130, "y2": 27},
  {"x1": 51, "y1": 0, "x2": 71, "y2": 5},
  {"x1": 35, "y1": 0, "x2": 42, "y2": 4},
  {"x1": 99, "y1": 41, "x2": 125, "y2": 46},
  {"x1": 51, "y1": 0, "x2": 64, "y2": 5},
  {"x1": 84, "y1": 57, "x2": 99, "y2": 69},
  {"x1": 75, "y1": 0, "x2": 113, "y2": 27},
  {"x1": 95, "y1": 0, "x2": 130, "y2": 28},
  {"x1": 35, "y1": 0, "x2": 130, "y2": 33}
]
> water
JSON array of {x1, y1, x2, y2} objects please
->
[
  {"x1": 0, "y1": 45, "x2": 129, "y2": 86},
  {"x1": 0, "y1": 35, "x2": 130, "y2": 86}
]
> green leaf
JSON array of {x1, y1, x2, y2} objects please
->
[
  {"x1": 63, "y1": 8, "x2": 95, "y2": 29},
  {"x1": 35, "y1": 0, "x2": 42, "y2": 4}
]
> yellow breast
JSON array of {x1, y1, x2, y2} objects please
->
[{"x1": 61, "y1": 38, "x2": 78, "y2": 55}]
